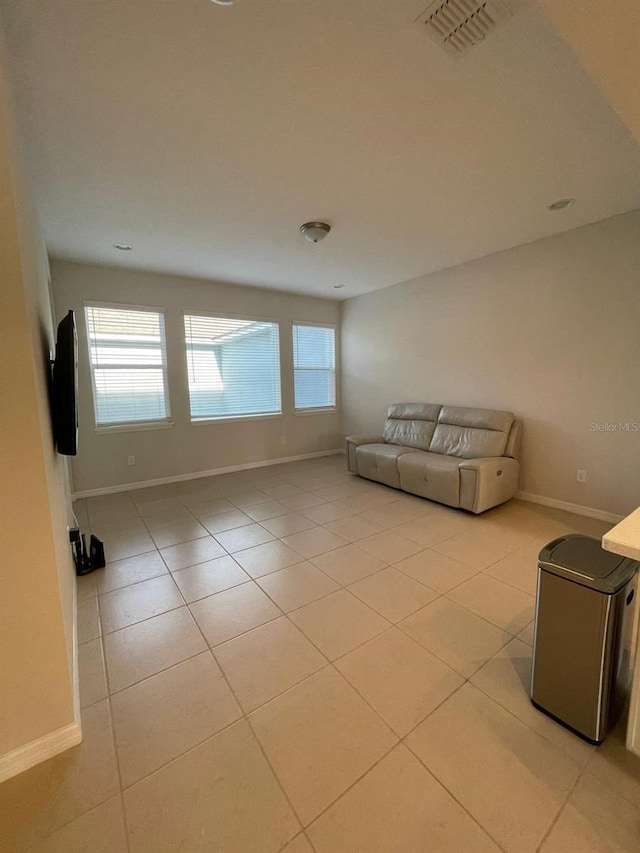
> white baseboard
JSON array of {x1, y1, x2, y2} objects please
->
[
  {"x1": 72, "y1": 449, "x2": 345, "y2": 499},
  {"x1": 517, "y1": 491, "x2": 624, "y2": 524},
  {"x1": 0, "y1": 549, "x2": 84, "y2": 784},
  {"x1": 0, "y1": 720, "x2": 82, "y2": 784}
]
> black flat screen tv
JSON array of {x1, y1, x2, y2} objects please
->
[{"x1": 52, "y1": 310, "x2": 78, "y2": 456}]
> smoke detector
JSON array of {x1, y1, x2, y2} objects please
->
[{"x1": 416, "y1": 0, "x2": 512, "y2": 57}]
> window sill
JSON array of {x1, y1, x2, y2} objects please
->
[
  {"x1": 191, "y1": 412, "x2": 283, "y2": 426},
  {"x1": 294, "y1": 407, "x2": 338, "y2": 416},
  {"x1": 95, "y1": 421, "x2": 174, "y2": 435}
]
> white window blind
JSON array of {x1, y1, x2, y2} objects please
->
[
  {"x1": 85, "y1": 304, "x2": 170, "y2": 427},
  {"x1": 184, "y1": 314, "x2": 281, "y2": 420},
  {"x1": 293, "y1": 324, "x2": 336, "y2": 410}
]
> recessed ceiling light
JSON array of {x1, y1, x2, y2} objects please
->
[
  {"x1": 210, "y1": 0, "x2": 234, "y2": 5},
  {"x1": 300, "y1": 222, "x2": 331, "y2": 243},
  {"x1": 548, "y1": 198, "x2": 575, "y2": 211},
  {"x1": 333, "y1": 284, "x2": 345, "y2": 289},
  {"x1": 113, "y1": 243, "x2": 132, "y2": 251}
]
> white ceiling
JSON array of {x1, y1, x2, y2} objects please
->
[{"x1": 2, "y1": 0, "x2": 639, "y2": 299}]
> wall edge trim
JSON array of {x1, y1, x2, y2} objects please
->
[
  {"x1": 0, "y1": 514, "x2": 83, "y2": 784},
  {"x1": 72, "y1": 449, "x2": 346, "y2": 499},
  {"x1": 517, "y1": 490, "x2": 624, "y2": 524},
  {"x1": 0, "y1": 720, "x2": 82, "y2": 784}
]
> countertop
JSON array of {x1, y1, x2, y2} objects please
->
[{"x1": 602, "y1": 506, "x2": 640, "y2": 562}]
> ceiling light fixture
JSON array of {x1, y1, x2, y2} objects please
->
[
  {"x1": 210, "y1": 0, "x2": 234, "y2": 5},
  {"x1": 548, "y1": 198, "x2": 575, "y2": 211},
  {"x1": 113, "y1": 243, "x2": 132, "y2": 251},
  {"x1": 300, "y1": 222, "x2": 331, "y2": 243}
]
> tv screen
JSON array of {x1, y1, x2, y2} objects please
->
[{"x1": 52, "y1": 310, "x2": 78, "y2": 456}]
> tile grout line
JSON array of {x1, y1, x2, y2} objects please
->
[
  {"x1": 393, "y1": 612, "x2": 515, "y2": 682},
  {"x1": 87, "y1": 593, "x2": 133, "y2": 853},
  {"x1": 439, "y1": 586, "x2": 534, "y2": 636},
  {"x1": 94, "y1": 497, "x2": 526, "y2": 696},
  {"x1": 297, "y1": 658, "x2": 506, "y2": 849},
  {"x1": 34, "y1": 633, "x2": 131, "y2": 850},
  {"x1": 89, "y1": 642, "x2": 207, "y2": 701},
  {"x1": 89, "y1": 477, "x2": 538, "y2": 663},
  {"x1": 184, "y1": 595, "x2": 308, "y2": 847},
  {"x1": 468, "y1": 672, "x2": 596, "y2": 769},
  {"x1": 401, "y1": 718, "x2": 510, "y2": 853},
  {"x1": 301, "y1": 739, "x2": 401, "y2": 836},
  {"x1": 398, "y1": 671, "x2": 589, "y2": 851},
  {"x1": 105, "y1": 527, "x2": 308, "y2": 846},
  {"x1": 79, "y1": 462, "x2": 598, "y2": 850},
  {"x1": 182, "y1": 497, "x2": 391, "y2": 784},
  {"x1": 234, "y1": 603, "x2": 472, "y2": 838},
  {"x1": 391, "y1": 616, "x2": 555, "y2": 851},
  {"x1": 534, "y1": 764, "x2": 585, "y2": 853},
  {"x1": 274, "y1": 831, "x2": 316, "y2": 853},
  {"x1": 97, "y1": 548, "x2": 190, "y2": 676},
  {"x1": 106, "y1": 698, "x2": 133, "y2": 853},
  {"x1": 98, "y1": 564, "x2": 572, "y2": 823},
  {"x1": 98, "y1": 596, "x2": 186, "y2": 637},
  {"x1": 481, "y1": 562, "x2": 538, "y2": 597},
  {"x1": 169, "y1": 550, "x2": 431, "y2": 839}
]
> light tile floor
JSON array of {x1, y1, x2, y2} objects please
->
[{"x1": 2, "y1": 455, "x2": 640, "y2": 852}]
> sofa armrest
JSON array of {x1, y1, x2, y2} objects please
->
[
  {"x1": 458, "y1": 456, "x2": 520, "y2": 514},
  {"x1": 345, "y1": 435, "x2": 385, "y2": 473},
  {"x1": 346, "y1": 435, "x2": 385, "y2": 447},
  {"x1": 457, "y1": 456, "x2": 516, "y2": 473}
]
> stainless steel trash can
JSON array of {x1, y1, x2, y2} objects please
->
[{"x1": 531, "y1": 534, "x2": 638, "y2": 744}]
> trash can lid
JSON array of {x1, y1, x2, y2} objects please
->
[{"x1": 538, "y1": 534, "x2": 638, "y2": 593}]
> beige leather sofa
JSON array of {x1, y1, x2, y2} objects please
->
[{"x1": 346, "y1": 403, "x2": 522, "y2": 514}]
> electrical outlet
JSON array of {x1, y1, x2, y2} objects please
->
[
  {"x1": 576, "y1": 469, "x2": 587, "y2": 483},
  {"x1": 127, "y1": 455, "x2": 136, "y2": 466},
  {"x1": 280, "y1": 434, "x2": 286, "y2": 445}
]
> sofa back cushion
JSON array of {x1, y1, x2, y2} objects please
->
[
  {"x1": 383, "y1": 403, "x2": 442, "y2": 450},
  {"x1": 504, "y1": 419, "x2": 522, "y2": 459},
  {"x1": 429, "y1": 406, "x2": 514, "y2": 459}
]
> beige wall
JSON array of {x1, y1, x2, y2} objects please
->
[
  {"x1": 341, "y1": 210, "x2": 640, "y2": 518},
  {"x1": 50, "y1": 260, "x2": 342, "y2": 494},
  {"x1": 537, "y1": 0, "x2": 640, "y2": 144},
  {"x1": 0, "y1": 34, "x2": 76, "y2": 762}
]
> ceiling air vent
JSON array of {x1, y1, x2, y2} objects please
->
[{"x1": 416, "y1": 0, "x2": 512, "y2": 57}]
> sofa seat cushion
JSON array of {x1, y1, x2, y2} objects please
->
[
  {"x1": 355, "y1": 443, "x2": 414, "y2": 488},
  {"x1": 397, "y1": 451, "x2": 461, "y2": 507}
]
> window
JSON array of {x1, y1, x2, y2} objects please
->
[
  {"x1": 85, "y1": 304, "x2": 170, "y2": 428},
  {"x1": 292, "y1": 324, "x2": 336, "y2": 410},
  {"x1": 184, "y1": 314, "x2": 281, "y2": 421}
]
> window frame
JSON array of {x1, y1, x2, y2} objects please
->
[
  {"x1": 291, "y1": 321, "x2": 338, "y2": 414},
  {"x1": 84, "y1": 300, "x2": 173, "y2": 433},
  {"x1": 182, "y1": 309, "x2": 283, "y2": 424}
]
